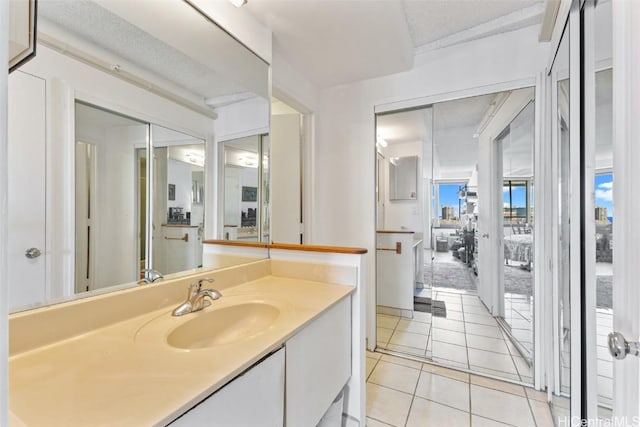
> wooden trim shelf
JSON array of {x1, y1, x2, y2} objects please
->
[
  {"x1": 203, "y1": 240, "x2": 368, "y2": 255},
  {"x1": 376, "y1": 230, "x2": 415, "y2": 234}
]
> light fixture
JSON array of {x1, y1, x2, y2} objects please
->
[
  {"x1": 228, "y1": 0, "x2": 247, "y2": 7},
  {"x1": 377, "y1": 137, "x2": 388, "y2": 148}
]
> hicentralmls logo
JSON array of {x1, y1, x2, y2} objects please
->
[{"x1": 558, "y1": 416, "x2": 640, "y2": 427}]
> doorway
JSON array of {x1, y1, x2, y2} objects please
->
[{"x1": 374, "y1": 88, "x2": 537, "y2": 384}]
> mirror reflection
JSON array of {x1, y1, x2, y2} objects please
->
[
  {"x1": 375, "y1": 88, "x2": 536, "y2": 383},
  {"x1": 222, "y1": 135, "x2": 269, "y2": 242},
  {"x1": 389, "y1": 156, "x2": 418, "y2": 200},
  {"x1": 7, "y1": 0, "x2": 270, "y2": 312}
]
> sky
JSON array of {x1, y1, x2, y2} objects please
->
[
  {"x1": 595, "y1": 173, "x2": 613, "y2": 218},
  {"x1": 438, "y1": 184, "x2": 462, "y2": 218},
  {"x1": 438, "y1": 174, "x2": 613, "y2": 220}
]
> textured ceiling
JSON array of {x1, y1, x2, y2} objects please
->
[
  {"x1": 403, "y1": 0, "x2": 543, "y2": 47},
  {"x1": 246, "y1": 0, "x2": 544, "y2": 87},
  {"x1": 38, "y1": 0, "x2": 267, "y2": 102}
]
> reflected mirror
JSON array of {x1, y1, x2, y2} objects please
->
[
  {"x1": 389, "y1": 156, "x2": 418, "y2": 200},
  {"x1": 7, "y1": 0, "x2": 270, "y2": 312}
]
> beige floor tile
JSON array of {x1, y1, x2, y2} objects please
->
[
  {"x1": 366, "y1": 357, "x2": 379, "y2": 379},
  {"x1": 470, "y1": 374, "x2": 525, "y2": 397},
  {"x1": 396, "y1": 318, "x2": 431, "y2": 335},
  {"x1": 406, "y1": 396, "x2": 470, "y2": 427},
  {"x1": 377, "y1": 327, "x2": 393, "y2": 345},
  {"x1": 432, "y1": 341, "x2": 469, "y2": 366},
  {"x1": 471, "y1": 415, "x2": 512, "y2": 426},
  {"x1": 381, "y1": 353, "x2": 423, "y2": 370},
  {"x1": 422, "y1": 362, "x2": 470, "y2": 382},
  {"x1": 366, "y1": 383, "x2": 413, "y2": 427},
  {"x1": 415, "y1": 371, "x2": 470, "y2": 411},
  {"x1": 433, "y1": 358, "x2": 469, "y2": 371},
  {"x1": 369, "y1": 360, "x2": 421, "y2": 394},
  {"x1": 525, "y1": 387, "x2": 548, "y2": 402},
  {"x1": 432, "y1": 328, "x2": 467, "y2": 346},
  {"x1": 468, "y1": 348, "x2": 518, "y2": 374},
  {"x1": 530, "y1": 399, "x2": 555, "y2": 427},
  {"x1": 465, "y1": 334, "x2": 510, "y2": 354},
  {"x1": 367, "y1": 350, "x2": 382, "y2": 360},
  {"x1": 389, "y1": 330, "x2": 428, "y2": 350},
  {"x1": 378, "y1": 314, "x2": 400, "y2": 330},
  {"x1": 470, "y1": 384, "x2": 535, "y2": 427},
  {"x1": 366, "y1": 417, "x2": 395, "y2": 427}
]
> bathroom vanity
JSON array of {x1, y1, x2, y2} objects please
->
[{"x1": 8, "y1": 247, "x2": 366, "y2": 426}]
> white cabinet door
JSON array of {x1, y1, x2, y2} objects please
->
[
  {"x1": 286, "y1": 297, "x2": 351, "y2": 427},
  {"x1": 7, "y1": 70, "x2": 46, "y2": 310},
  {"x1": 171, "y1": 348, "x2": 285, "y2": 427}
]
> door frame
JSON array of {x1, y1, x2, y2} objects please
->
[{"x1": 608, "y1": 0, "x2": 640, "y2": 421}]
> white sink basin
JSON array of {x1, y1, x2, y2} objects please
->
[{"x1": 167, "y1": 302, "x2": 281, "y2": 349}]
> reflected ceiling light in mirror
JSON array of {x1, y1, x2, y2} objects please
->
[
  {"x1": 377, "y1": 137, "x2": 388, "y2": 147},
  {"x1": 229, "y1": 0, "x2": 247, "y2": 7}
]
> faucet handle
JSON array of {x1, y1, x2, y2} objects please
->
[{"x1": 197, "y1": 278, "x2": 215, "y2": 288}]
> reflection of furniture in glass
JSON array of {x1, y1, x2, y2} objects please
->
[
  {"x1": 158, "y1": 225, "x2": 203, "y2": 274},
  {"x1": 504, "y1": 234, "x2": 533, "y2": 267},
  {"x1": 241, "y1": 208, "x2": 257, "y2": 226}
]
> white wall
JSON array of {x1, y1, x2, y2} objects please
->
[
  {"x1": 271, "y1": 113, "x2": 301, "y2": 244},
  {"x1": 380, "y1": 141, "x2": 423, "y2": 232}
]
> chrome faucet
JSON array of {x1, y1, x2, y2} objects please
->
[
  {"x1": 172, "y1": 278, "x2": 222, "y2": 316},
  {"x1": 138, "y1": 268, "x2": 164, "y2": 284}
]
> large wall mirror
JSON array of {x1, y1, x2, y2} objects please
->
[{"x1": 7, "y1": 0, "x2": 270, "y2": 312}]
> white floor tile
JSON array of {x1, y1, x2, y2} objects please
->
[
  {"x1": 471, "y1": 415, "x2": 512, "y2": 427},
  {"x1": 465, "y1": 313, "x2": 498, "y2": 326},
  {"x1": 369, "y1": 361, "x2": 421, "y2": 394},
  {"x1": 530, "y1": 399, "x2": 555, "y2": 427},
  {"x1": 396, "y1": 319, "x2": 431, "y2": 335},
  {"x1": 381, "y1": 354, "x2": 423, "y2": 370},
  {"x1": 366, "y1": 417, "x2": 395, "y2": 427},
  {"x1": 470, "y1": 375, "x2": 525, "y2": 397},
  {"x1": 389, "y1": 330, "x2": 429, "y2": 350},
  {"x1": 465, "y1": 323, "x2": 503, "y2": 338},
  {"x1": 432, "y1": 328, "x2": 467, "y2": 346},
  {"x1": 415, "y1": 371, "x2": 470, "y2": 411},
  {"x1": 465, "y1": 334, "x2": 510, "y2": 354},
  {"x1": 432, "y1": 341, "x2": 469, "y2": 366},
  {"x1": 385, "y1": 343, "x2": 427, "y2": 358},
  {"x1": 462, "y1": 305, "x2": 492, "y2": 316},
  {"x1": 406, "y1": 396, "x2": 470, "y2": 427},
  {"x1": 422, "y1": 362, "x2": 470, "y2": 383},
  {"x1": 512, "y1": 355, "x2": 533, "y2": 378},
  {"x1": 468, "y1": 348, "x2": 518, "y2": 374},
  {"x1": 470, "y1": 384, "x2": 535, "y2": 427},
  {"x1": 433, "y1": 317, "x2": 466, "y2": 333},
  {"x1": 412, "y1": 311, "x2": 432, "y2": 324},
  {"x1": 444, "y1": 310, "x2": 465, "y2": 321},
  {"x1": 366, "y1": 383, "x2": 412, "y2": 427}
]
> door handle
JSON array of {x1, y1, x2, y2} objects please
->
[
  {"x1": 608, "y1": 331, "x2": 640, "y2": 360},
  {"x1": 25, "y1": 247, "x2": 42, "y2": 259}
]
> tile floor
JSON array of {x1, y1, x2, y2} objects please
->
[
  {"x1": 377, "y1": 289, "x2": 533, "y2": 383},
  {"x1": 366, "y1": 351, "x2": 554, "y2": 427}
]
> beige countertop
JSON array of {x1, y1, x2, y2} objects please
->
[{"x1": 9, "y1": 276, "x2": 354, "y2": 426}]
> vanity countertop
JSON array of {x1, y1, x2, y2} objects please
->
[{"x1": 9, "y1": 276, "x2": 354, "y2": 426}]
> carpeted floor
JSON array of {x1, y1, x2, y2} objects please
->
[{"x1": 424, "y1": 256, "x2": 614, "y2": 309}]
